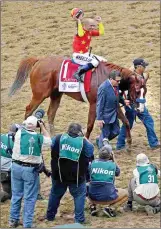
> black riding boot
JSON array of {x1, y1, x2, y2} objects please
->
[{"x1": 73, "y1": 63, "x2": 94, "y2": 82}]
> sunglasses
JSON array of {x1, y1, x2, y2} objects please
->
[{"x1": 114, "y1": 79, "x2": 121, "y2": 82}]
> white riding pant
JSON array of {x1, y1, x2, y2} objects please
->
[{"x1": 72, "y1": 52, "x2": 107, "y2": 67}]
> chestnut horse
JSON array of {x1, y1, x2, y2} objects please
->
[{"x1": 9, "y1": 56, "x2": 142, "y2": 141}]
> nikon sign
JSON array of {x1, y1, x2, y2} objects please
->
[
  {"x1": 91, "y1": 168, "x2": 114, "y2": 175},
  {"x1": 61, "y1": 144, "x2": 80, "y2": 154}
]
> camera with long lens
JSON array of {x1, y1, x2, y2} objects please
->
[
  {"x1": 34, "y1": 162, "x2": 52, "y2": 177},
  {"x1": 75, "y1": 9, "x2": 83, "y2": 19},
  {"x1": 34, "y1": 109, "x2": 45, "y2": 127},
  {"x1": 102, "y1": 138, "x2": 114, "y2": 161}
]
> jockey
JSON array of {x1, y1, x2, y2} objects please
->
[{"x1": 71, "y1": 8, "x2": 106, "y2": 82}]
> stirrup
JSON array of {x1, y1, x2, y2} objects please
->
[
  {"x1": 73, "y1": 71, "x2": 81, "y2": 81},
  {"x1": 73, "y1": 72, "x2": 85, "y2": 83},
  {"x1": 79, "y1": 73, "x2": 85, "y2": 83}
]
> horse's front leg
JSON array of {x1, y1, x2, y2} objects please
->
[
  {"x1": 47, "y1": 93, "x2": 63, "y2": 136},
  {"x1": 117, "y1": 104, "x2": 132, "y2": 145},
  {"x1": 85, "y1": 102, "x2": 96, "y2": 139}
]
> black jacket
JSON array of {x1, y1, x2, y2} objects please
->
[{"x1": 51, "y1": 134, "x2": 94, "y2": 184}]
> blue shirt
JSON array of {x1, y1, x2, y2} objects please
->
[{"x1": 96, "y1": 80, "x2": 119, "y2": 124}]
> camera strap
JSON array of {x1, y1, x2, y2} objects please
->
[
  {"x1": 6, "y1": 134, "x2": 13, "y2": 156},
  {"x1": 37, "y1": 132, "x2": 45, "y2": 165}
]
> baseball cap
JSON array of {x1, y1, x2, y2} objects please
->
[
  {"x1": 136, "y1": 153, "x2": 149, "y2": 166},
  {"x1": 109, "y1": 70, "x2": 121, "y2": 80},
  {"x1": 133, "y1": 58, "x2": 149, "y2": 67}
]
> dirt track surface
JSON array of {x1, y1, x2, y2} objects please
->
[{"x1": 1, "y1": 1, "x2": 160, "y2": 228}]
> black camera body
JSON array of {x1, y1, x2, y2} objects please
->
[
  {"x1": 34, "y1": 162, "x2": 51, "y2": 177},
  {"x1": 75, "y1": 9, "x2": 83, "y2": 19},
  {"x1": 34, "y1": 109, "x2": 45, "y2": 127}
]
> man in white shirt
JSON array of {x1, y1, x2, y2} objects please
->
[
  {"x1": 124, "y1": 153, "x2": 160, "y2": 215},
  {"x1": 9, "y1": 116, "x2": 51, "y2": 228}
]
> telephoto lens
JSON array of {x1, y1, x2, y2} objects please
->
[
  {"x1": 34, "y1": 109, "x2": 45, "y2": 127},
  {"x1": 34, "y1": 109, "x2": 45, "y2": 119},
  {"x1": 102, "y1": 138, "x2": 110, "y2": 146},
  {"x1": 102, "y1": 138, "x2": 114, "y2": 160}
]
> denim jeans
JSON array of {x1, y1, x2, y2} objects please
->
[
  {"x1": 98, "y1": 119, "x2": 120, "y2": 149},
  {"x1": 116, "y1": 106, "x2": 159, "y2": 149},
  {"x1": 10, "y1": 162, "x2": 39, "y2": 228},
  {"x1": 46, "y1": 179, "x2": 86, "y2": 223}
]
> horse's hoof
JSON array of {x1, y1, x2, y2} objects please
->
[{"x1": 127, "y1": 138, "x2": 132, "y2": 144}]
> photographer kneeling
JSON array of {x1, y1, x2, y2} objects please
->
[
  {"x1": 88, "y1": 145, "x2": 128, "y2": 217},
  {"x1": 9, "y1": 116, "x2": 51, "y2": 228}
]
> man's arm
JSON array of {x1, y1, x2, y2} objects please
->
[
  {"x1": 91, "y1": 16, "x2": 104, "y2": 36},
  {"x1": 151, "y1": 163, "x2": 160, "y2": 176},
  {"x1": 76, "y1": 19, "x2": 84, "y2": 37},
  {"x1": 133, "y1": 168, "x2": 140, "y2": 186},
  {"x1": 83, "y1": 138, "x2": 94, "y2": 159},
  {"x1": 115, "y1": 164, "x2": 120, "y2": 177},
  {"x1": 96, "y1": 86, "x2": 106, "y2": 121},
  {"x1": 119, "y1": 94, "x2": 125, "y2": 106},
  {"x1": 111, "y1": 153, "x2": 120, "y2": 176},
  {"x1": 39, "y1": 122, "x2": 52, "y2": 146}
]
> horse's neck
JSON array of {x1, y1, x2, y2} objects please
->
[
  {"x1": 91, "y1": 62, "x2": 133, "y2": 89},
  {"x1": 105, "y1": 62, "x2": 129, "y2": 79},
  {"x1": 92, "y1": 62, "x2": 112, "y2": 87}
]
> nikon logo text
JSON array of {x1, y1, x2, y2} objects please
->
[
  {"x1": 62, "y1": 144, "x2": 79, "y2": 154},
  {"x1": 92, "y1": 168, "x2": 114, "y2": 175}
]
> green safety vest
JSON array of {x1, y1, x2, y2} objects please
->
[
  {"x1": 59, "y1": 133, "x2": 83, "y2": 161},
  {"x1": 90, "y1": 160, "x2": 116, "y2": 183},
  {"x1": 20, "y1": 129, "x2": 43, "y2": 157},
  {"x1": 137, "y1": 164, "x2": 158, "y2": 184},
  {"x1": 0, "y1": 134, "x2": 13, "y2": 158},
  {"x1": 59, "y1": 133, "x2": 84, "y2": 186}
]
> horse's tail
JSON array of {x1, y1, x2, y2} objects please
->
[{"x1": 9, "y1": 57, "x2": 39, "y2": 97}]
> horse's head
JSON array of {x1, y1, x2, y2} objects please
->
[
  {"x1": 119, "y1": 68, "x2": 146, "y2": 109},
  {"x1": 124, "y1": 71, "x2": 147, "y2": 112},
  {"x1": 102, "y1": 63, "x2": 146, "y2": 110}
]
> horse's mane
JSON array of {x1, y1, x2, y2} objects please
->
[
  {"x1": 93, "y1": 61, "x2": 136, "y2": 88},
  {"x1": 103, "y1": 62, "x2": 134, "y2": 78}
]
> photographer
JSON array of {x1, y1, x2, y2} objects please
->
[
  {"x1": 45, "y1": 123, "x2": 94, "y2": 224},
  {"x1": 9, "y1": 115, "x2": 51, "y2": 228},
  {"x1": 88, "y1": 145, "x2": 127, "y2": 217},
  {"x1": 0, "y1": 124, "x2": 18, "y2": 202}
]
